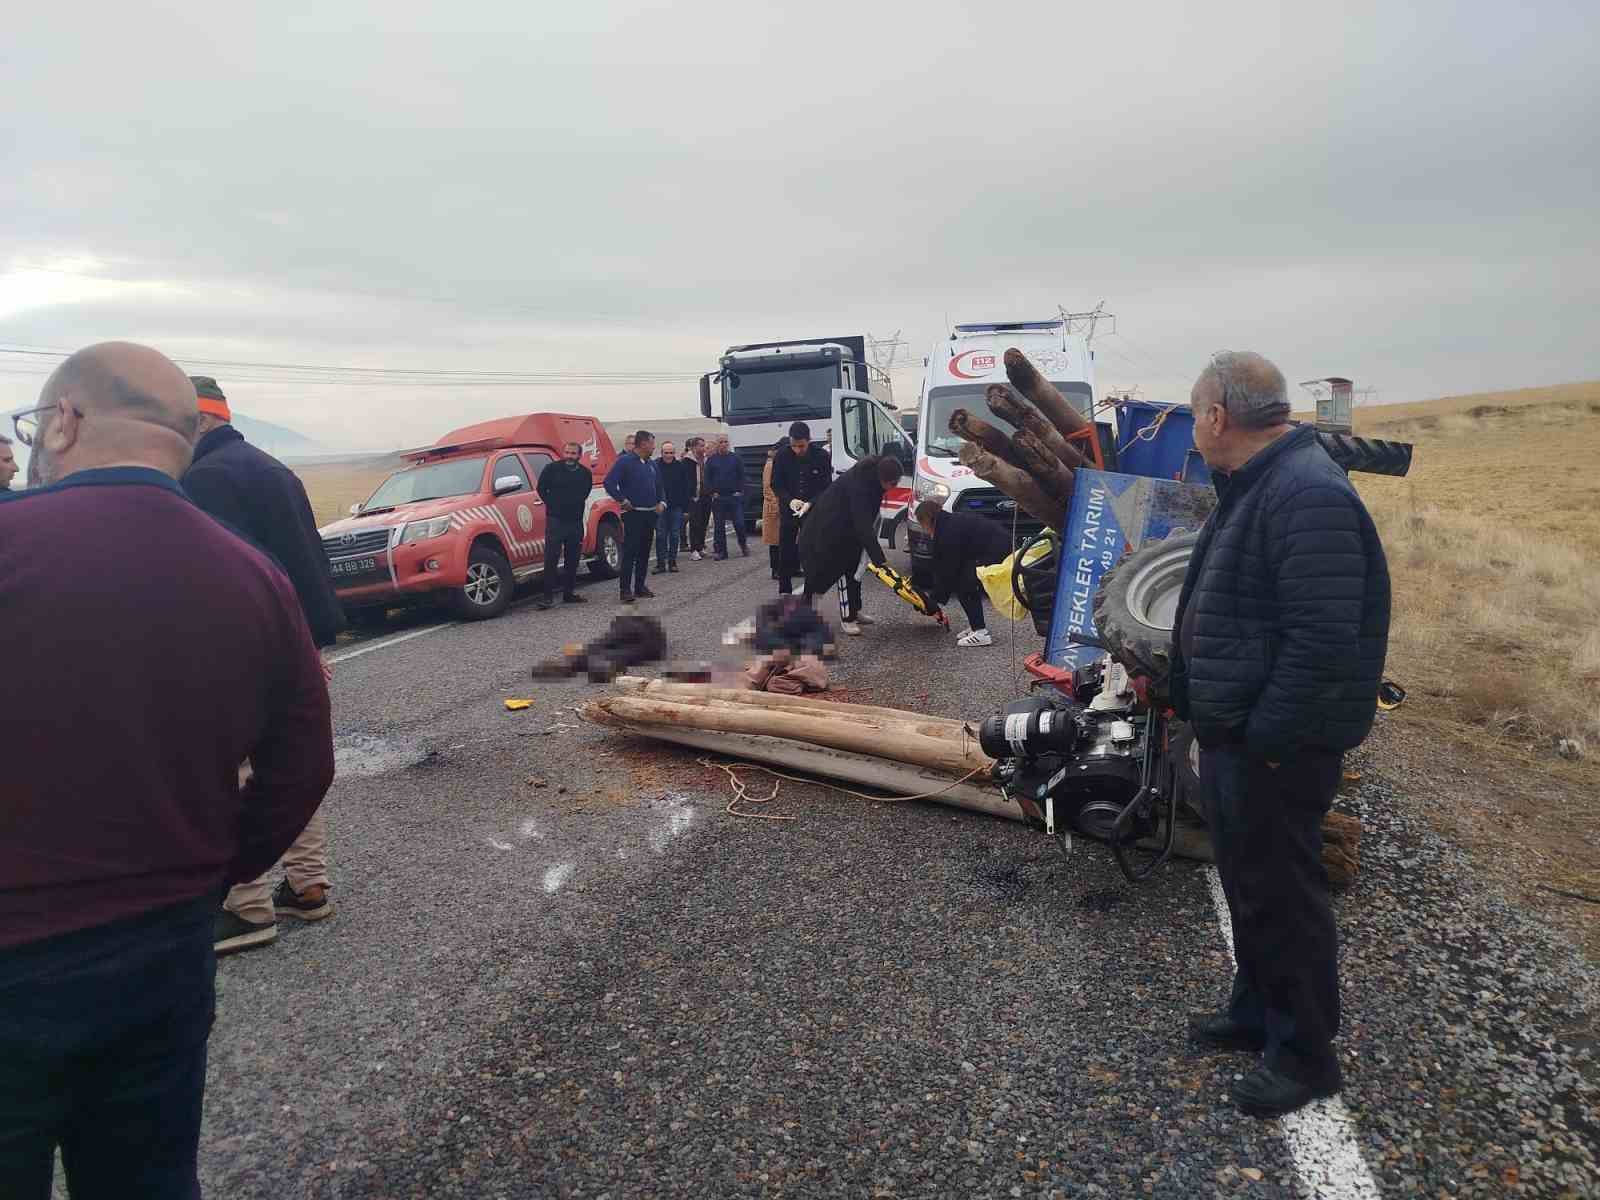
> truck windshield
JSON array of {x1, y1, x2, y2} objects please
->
[
  {"x1": 362, "y1": 456, "x2": 487, "y2": 509},
  {"x1": 922, "y1": 382, "x2": 1092, "y2": 457},
  {"x1": 723, "y1": 364, "x2": 838, "y2": 423}
]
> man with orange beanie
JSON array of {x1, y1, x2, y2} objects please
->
[{"x1": 182, "y1": 376, "x2": 346, "y2": 954}]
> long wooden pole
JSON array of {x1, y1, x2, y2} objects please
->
[{"x1": 612, "y1": 678, "x2": 975, "y2": 741}]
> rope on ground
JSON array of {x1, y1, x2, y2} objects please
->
[{"x1": 698, "y1": 756, "x2": 986, "y2": 822}]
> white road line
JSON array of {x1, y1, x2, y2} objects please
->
[
  {"x1": 327, "y1": 622, "x2": 450, "y2": 664},
  {"x1": 1204, "y1": 868, "x2": 1381, "y2": 1200}
]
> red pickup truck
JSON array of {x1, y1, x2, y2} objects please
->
[{"x1": 317, "y1": 413, "x2": 623, "y2": 622}]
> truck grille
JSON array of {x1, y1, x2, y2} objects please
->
[
  {"x1": 957, "y1": 488, "x2": 1044, "y2": 546},
  {"x1": 322, "y1": 528, "x2": 392, "y2": 558},
  {"x1": 735, "y1": 445, "x2": 772, "y2": 499}
]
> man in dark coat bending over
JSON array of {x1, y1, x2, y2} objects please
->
[
  {"x1": 913, "y1": 500, "x2": 1012, "y2": 646},
  {"x1": 797, "y1": 454, "x2": 902, "y2": 636},
  {"x1": 1172, "y1": 350, "x2": 1390, "y2": 1118}
]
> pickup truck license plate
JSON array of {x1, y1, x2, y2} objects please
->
[{"x1": 332, "y1": 556, "x2": 379, "y2": 576}]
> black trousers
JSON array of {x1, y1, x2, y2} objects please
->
[
  {"x1": 543, "y1": 515, "x2": 583, "y2": 598},
  {"x1": 619, "y1": 509, "x2": 655, "y2": 595},
  {"x1": 712, "y1": 494, "x2": 747, "y2": 555},
  {"x1": 955, "y1": 586, "x2": 986, "y2": 629},
  {"x1": 804, "y1": 551, "x2": 864, "y2": 619},
  {"x1": 0, "y1": 897, "x2": 216, "y2": 1200},
  {"x1": 1201, "y1": 745, "x2": 1344, "y2": 1089},
  {"x1": 776, "y1": 516, "x2": 802, "y2": 594},
  {"x1": 687, "y1": 499, "x2": 709, "y2": 553}
]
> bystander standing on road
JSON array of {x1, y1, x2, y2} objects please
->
[
  {"x1": 604, "y1": 429, "x2": 663, "y2": 603},
  {"x1": 685, "y1": 436, "x2": 710, "y2": 560},
  {"x1": 1173, "y1": 350, "x2": 1391, "y2": 1118},
  {"x1": 621, "y1": 433, "x2": 635, "y2": 456},
  {"x1": 913, "y1": 499, "x2": 1012, "y2": 647},
  {"x1": 760, "y1": 440, "x2": 782, "y2": 579},
  {"x1": 0, "y1": 433, "x2": 16, "y2": 490},
  {"x1": 0, "y1": 343, "x2": 334, "y2": 1198},
  {"x1": 653, "y1": 440, "x2": 696, "y2": 575},
  {"x1": 536, "y1": 440, "x2": 592, "y2": 608},
  {"x1": 798, "y1": 454, "x2": 902, "y2": 636},
  {"x1": 769, "y1": 421, "x2": 831, "y2": 593},
  {"x1": 182, "y1": 376, "x2": 346, "y2": 955},
  {"x1": 703, "y1": 434, "x2": 749, "y2": 560}
]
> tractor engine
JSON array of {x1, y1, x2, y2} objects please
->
[{"x1": 979, "y1": 661, "x2": 1155, "y2": 850}]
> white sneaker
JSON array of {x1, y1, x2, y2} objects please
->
[
  {"x1": 840, "y1": 619, "x2": 863, "y2": 637},
  {"x1": 956, "y1": 627, "x2": 993, "y2": 647},
  {"x1": 853, "y1": 612, "x2": 877, "y2": 626},
  {"x1": 691, "y1": 551, "x2": 703, "y2": 561}
]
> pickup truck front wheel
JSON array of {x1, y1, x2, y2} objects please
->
[
  {"x1": 453, "y1": 544, "x2": 514, "y2": 620},
  {"x1": 588, "y1": 521, "x2": 621, "y2": 580}
]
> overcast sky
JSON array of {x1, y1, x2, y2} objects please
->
[{"x1": 3, "y1": 0, "x2": 1595, "y2": 454}]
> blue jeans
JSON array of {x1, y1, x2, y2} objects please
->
[
  {"x1": 656, "y1": 504, "x2": 684, "y2": 565},
  {"x1": 712, "y1": 494, "x2": 747, "y2": 555},
  {"x1": 0, "y1": 896, "x2": 217, "y2": 1199}
]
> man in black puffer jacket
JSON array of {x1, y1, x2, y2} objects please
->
[
  {"x1": 798, "y1": 454, "x2": 902, "y2": 636},
  {"x1": 1171, "y1": 351, "x2": 1389, "y2": 1120}
]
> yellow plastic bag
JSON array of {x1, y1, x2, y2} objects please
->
[{"x1": 977, "y1": 538, "x2": 1053, "y2": 622}]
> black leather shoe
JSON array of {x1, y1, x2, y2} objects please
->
[
  {"x1": 535, "y1": 597, "x2": 553, "y2": 611},
  {"x1": 668, "y1": 561, "x2": 679, "y2": 572},
  {"x1": 636, "y1": 586, "x2": 656, "y2": 599},
  {"x1": 1188, "y1": 1012, "x2": 1267, "y2": 1053},
  {"x1": 620, "y1": 592, "x2": 635, "y2": 604},
  {"x1": 1230, "y1": 1066, "x2": 1339, "y2": 1118},
  {"x1": 563, "y1": 593, "x2": 587, "y2": 604}
]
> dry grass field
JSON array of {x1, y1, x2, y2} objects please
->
[{"x1": 292, "y1": 455, "x2": 405, "y2": 526}]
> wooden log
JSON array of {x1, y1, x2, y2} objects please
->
[
  {"x1": 613, "y1": 678, "x2": 975, "y2": 741},
  {"x1": 1012, "y1": 430, "x2": 1077, "y2": 501},
  {"x1": 1321, "y1": 811, "x2": 1361, "y2": 888},
  {"x1": 956, "y1": 443, "x2": 1067, "y2": 530},
  {"x1": 1004, "y1": 347, "x2": 1093, "y2": 439},
  {"x1": 948, "y1": 409, "x2": 1028, "y2": 470},
  {"x1": 590, "y1": 695, "x2": 993, "y2": 776},
  {"x1": 985, "y1": 385, "x2": 1085, "y2": 472}
]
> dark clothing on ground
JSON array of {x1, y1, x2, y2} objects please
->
[
  {"x1": 655, "y1": 457, "x2": 697, "y2": 509},
  {"x1": 922, "y1": 509, "x2": 1012, "y2": 629},
  {"x1": 183, "y1": 424, "x2": 346, "y2": 647},
  {"x1": 752, "y1": 596, "x2": 832, "y2": 657},
  {"x1": 702, "y1": 451, "x2": 744, "y2": 497},
  {"x1": 536, "y1": 460, "x2": 594, "y2": 525},
  {"x1": 1171, "y1": 425, "x2": 1390, "y2": 763},
  {"x1": 619, "y1": 508, "x2": 655, "y2": 595},
  {"x1": 603, "y1": 451, "x2": 659, "y2": 511},
  {"x1": 0, "y1": 468, "x2": 334, "y2": 951},
  {"x1": 798, "y1": 457, "x2": 890, "y2": 595},
  {"x1": 543, "y1": 514, "x2": 584, "y2": 599},
  {"x1": 1201, "y1": 746, "x2": 1344, "y2": 1090},
  {"x1": 714, "y1": 493, "x2": 748, "y2": 555},
  {"x1": 1171, "y1": 424, "x2": 1388, "y2": 1098},
  {"x1": 0, "y1": 896, "x2": 215, "y2": 1199}
]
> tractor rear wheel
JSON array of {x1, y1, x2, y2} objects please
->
[{"x1": 1092, "y1": 532, "x2": 1198, "y2": 691}]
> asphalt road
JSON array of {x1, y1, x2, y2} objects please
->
[{"x1": 185, "y1": 546, "x2": 1597, "y2": 1199}]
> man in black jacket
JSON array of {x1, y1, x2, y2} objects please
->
[
  {"x1": 798, "y1": 455, "x2": 903, "y2": 635},
  {"x1": 702, "y1": 434, "x2": 749, "y2": 560},
  {"x1": 1171, "y1": 351, "x2": 1390, "y2": 1119},
  {"x1": 653, "y1": 441, "x2": 697, "y2": 574},
  {"x1": 181, "y1": 376, "x2": 346, "y2": 954},
  {"x1": 536, "y1": 440, "x2": 593, "y2": 608},
  {"x1": 914, "y1": 500, "x2": 1012, "y2": 646},
  {"x1": 768, "y1": 421, "x2": 832, "y2": 594}
]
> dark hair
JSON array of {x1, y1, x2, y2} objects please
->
[
  {"x1": 634, "y1": 429, "x2": 653, "y2": 445},
  {"x1": 915, "y1": 499, "x2": 943, "y2": 526},
  {"x1": 876, "y1": 455, "x2": 904, "y2": 485},
  {"x1": 788, "y1": 421, "x2": 810, "y2": 441}
]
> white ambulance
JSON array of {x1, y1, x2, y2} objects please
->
[{"x1": 906, "y1": 318, "x2": 1097, "y2": 582}]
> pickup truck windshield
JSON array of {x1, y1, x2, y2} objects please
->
[
  {"x1": 363, "y1": 456, "x2": 488, "y2": 509},
  {"x1": 723, "y1": 364, "x2": 838, "y2": 423},
  {"x1": 923, "y1": 382, "x2": 1092, "y2": 457}
]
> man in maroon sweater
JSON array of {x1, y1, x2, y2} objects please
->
[{"x1": 0, "y1": 342, "x2": 335, "y2": 1199}]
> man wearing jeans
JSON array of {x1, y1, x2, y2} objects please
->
[
  {"x1": 603, "y1": 429, "x2": 663, "y2": 603},
  {"x1": 1173, "y1": 350, "x2": 1390, "y2": 1118},
  {"x1": 1, "y1": 342, "x2": 333, "y2": 1198},
  {"x1": 652, "y1": 441, "x2": 696, "y2": 574},
  {"x1": 182, "y1": 376, "x2": 347, "y2": 955},
  {"x1": 703, "y1": 434, "x2": 749, "y2": 560}
]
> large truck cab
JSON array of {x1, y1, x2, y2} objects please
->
[
  {"x1": 699, "y1": 334, "x2": 908, "y2": 526},
  {"x1": 907, "y1": 319, "x2": 1099, "y2": 580}
]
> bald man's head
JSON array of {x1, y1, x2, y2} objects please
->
[{"x1": 30, "y1": 342, "x2": 199, "y2": 486}]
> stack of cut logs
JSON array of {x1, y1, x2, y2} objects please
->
[
  {"x1": 950, "y1": 348, "x2": 1096, "y2": 530},
  {"x1": 581, "y1": 678, "x2": 1363, "y2": 885}
]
